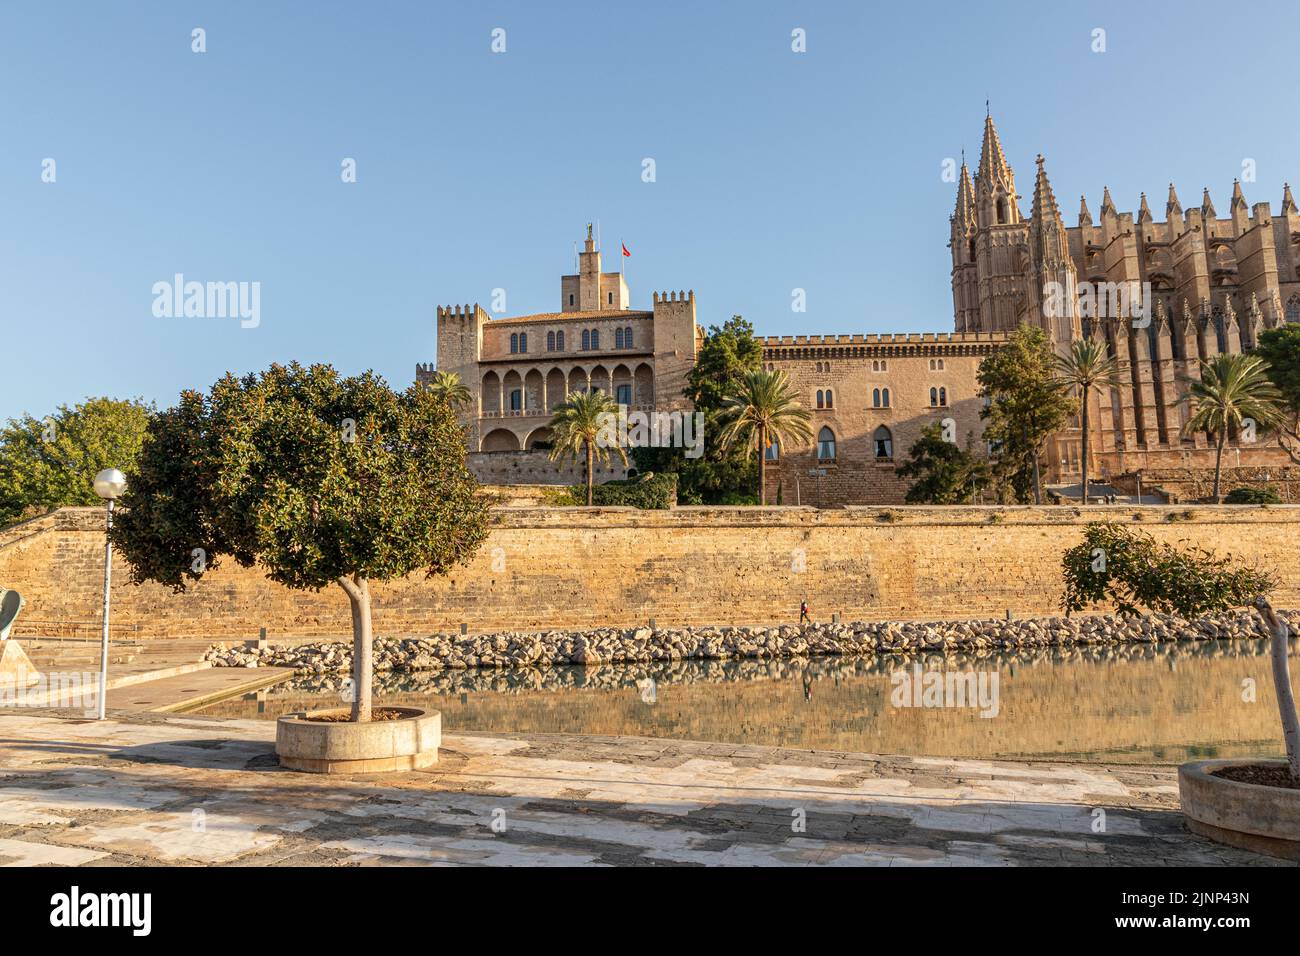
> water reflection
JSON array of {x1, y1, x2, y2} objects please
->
[{"x1": 199, "y1": 638, "x2": 1299, "y2": 764}]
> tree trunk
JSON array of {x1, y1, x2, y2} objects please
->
[
  {"x1": 585, "y1": 439, "x2": 594, "y2": 506},
  {"x1": 1080, "y1": 388, "x2": 1090, "y2": 506},
  {"x1": 1031, "y1": 448, "x2": 1042, "y2": 505},
  {"x1": 338, "y1": 574, "x2": 373, "y2": 722},
  {"x1": 1256, "y1": 598, "x2": 1300, "y2": 782},
  {"x1": 1213, "y1": 428, "x2": 1227, "y2": 503},
  {"x1": 758, "y1": 426, "x2": 767, "y2": 506}
]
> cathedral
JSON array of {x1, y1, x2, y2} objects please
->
[
  {"x1": 950, "y1": 112, "x2": 1299, "y2": 483},
  {"x1": 424, "y1": 112, "x2": 1297, "y2": 504}
]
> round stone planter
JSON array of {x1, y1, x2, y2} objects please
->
[
  {"x1": 275, "y1": 707, "x2": 440, "y2": 774},
  {"x1": 1179, "y1": 758, "x2": 1300, "y2": 861}
]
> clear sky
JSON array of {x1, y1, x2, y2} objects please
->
[{"x1": 3, "y1": 0, "x2": 1298, "y2": 421}]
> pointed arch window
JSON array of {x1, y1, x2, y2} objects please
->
[
  {"x1": 547, "y1": 331, "x2": 556, "y2": 351},
  {"x1": 1287, "y1": 294, "x2": 1300, "y2": 324},
  {"x1": 816, "y1": 390, "x2": 824, "y2": 409},
  {"x1": 825, "y1": 389, "x2": 833, "y2": 408},
  {"x1": 624, "y1": 326, "x2": 633, "y2": 348},
  {"x1": 518, "y1": 332, "x2": 527, "y2": 353},
  {"x1": 874, "y1": 426, "x2": 893, "y2": 459},
  {"x1": 581, "y1": 329, "x2": 590, "y2": 350},
  {"x1": 510, "y1": 333, "x2": 519, "y2": 354},
  {"x1": 997, "y1": 198, "x2": 1007, "y2": 224},
  {"x1": 556, "y1": 330, "x2": 565, "y2": 351},
  {"x1": 817, "y1": 426, "x2": 836, "y2": 460},
  {"x1": 591, "y1": 329, "x2": 600, "y2": 349},
  {"x1": 615, "y1": 328, "x2": 624, "y2": 349}
]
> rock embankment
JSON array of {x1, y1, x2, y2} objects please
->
[{"x1": 204, "y1": 609, "x2": 1295, "y2": 676}]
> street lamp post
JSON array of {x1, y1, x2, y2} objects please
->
[{"x1": 93, "y1": 468, "x2": 127, "y2": 720}]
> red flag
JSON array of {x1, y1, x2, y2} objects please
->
[{"x1": 621, "y1": 242, "x2": 631, "y2": 257}]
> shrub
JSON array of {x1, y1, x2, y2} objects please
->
[
  {"x1": 566, "y1": 472, "x2": 677, "y2": 509},
  {"x1": 1224, "y1": 485, "x2": 1282, "y2": 505}
]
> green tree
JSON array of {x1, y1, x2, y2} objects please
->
[
  {"x1": 111, "y1": 363, "x2": 489, "y2": 722},
  {"x1": 1252, "y1": 324, "x2": 1300, "y2": 462},
  {"x1": 0, "y1": 397, "x2": 152, "y2": 527},
  {"x1": 1062, "y1": 523, "x2": 1297, "y2": 782},
  {"x1": 978, "y1": 324, "x2": 1077, "y2": 504},
  {"x1": 547, "y1": 389, "x2": 627, "y2": 505},
  {"x1": 1182, "y1": 353, "x2": 1286, "y2": 503},
  {"x1": 716, "y1": 370, "x2": 813, "y2": 505},
  {"x1": 1053, "y1": 337, "x2": 1126, "y2": 505},
  {"x1": 632, "y1": 316, "x2": 762, "y2": 504},
  {"x1": 896, "y1": 423, "x2": 991, "y2": 504},
  {"x1": 423, "y1": 370, "x2": 472, "y2": 409}
]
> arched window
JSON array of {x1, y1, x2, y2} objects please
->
[
  {"x1": 510, "y1": 333, "x2": 519, "y2": 354},
  {"x1": 765, "y1": 438, "x2": 779, "y2": 461},
  {"x1": 1287, "y1": 294, "x2": 1300, "y2": 324},
  {"x1": 817, "y1": 426, "x2": 836, "y2": 460},
  {"x1": 929, "y1": 387, "x2": 938, "y2": 406},
  {"x1": 556, "y1": 330, "x2": 565, "y2": 351},
  {"x1": 615, "y1": 328, "x2": 625, "y2": 349},
  {"x1": 624, "y1": 326, "x2": 633, "y2": 348},
  {"x1": 873, "y1": 426, "x2": 893, "y2": 459},
  {"x1": 509, "y1": 389, "x2": 522, "y2": 411},
  {"x1": 825, "y1": 389, "x2": 833, "y2": 408},
  {"x1": 1213, "y1": 308, "x2": 1228, "y2": 353},
  {"x1": 872, "y1": 388, "x2": 881, "y2": 408},
  {"x1": 547, "y1": 331, "x2": 555, "y2": 351},
  {"x1": 581, "y1": 329, "x2": 590, "y2": 350},
  {"x1": 968, "y1": 238, "x2": 976, "y2": 262},
  {"x1": 997, "y1": 198, "x2": 1007, "y2": 224},
  {"x1": 591, "y1": 329, "x2": 600, "y2": 349},
  {"x1": 518, "y1": 332, "x2": 527, "y2": 353},
  {"x1": 939, "y1": 387, "x2": 946, "y2": 406},
  {"x1": 881, "y1": 388, "x2": 890, "y2": 408},
  {"x1": 816, "y1": 390, "x2": 824, "y2": 409}
]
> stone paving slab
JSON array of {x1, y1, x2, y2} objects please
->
[{"x1": 0, "y1": 711, "x2": 1290, "y2": 867}]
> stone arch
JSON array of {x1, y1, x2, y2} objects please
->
[
  {"x1": 873, "y1": 425, "x2": 893, "y2": 459},
  {"x1": 634, "y1": 363, "x2": 654, "y2": 405},
  {"x1": 611, "y1": 363, "x2": 634, "y2": 406},
  {"x1": 567, "y1": 367, "x2": 589, "y2": 397},
  {"x1": 589, "y1": 364, "x2": 611, "y2": 395},
  {"x1": 502, "y1": 369, "x2": 524, "y2": 413},
  {"x1": 481, "y1": 370, "x2": 501, "y2": 414},
  {"x1": 546, "y1": 368, "x2": 567, "y2": 410},
  {"x1": 524, "y1": 368, "x2": 544, "y2": 412},
  {"x1": 525, "y1": 426, "x2": 553, "y2": 450},
  {"x1": 481, "y1": 428, "x2": 519, "y2": 452},
  {"x1": 816, "y1": 425, "x2": 836, "y2": 460}
]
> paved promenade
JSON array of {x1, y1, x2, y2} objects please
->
[{"x1": 0, "y1": 711, "x2": 1287, "y2": 866}]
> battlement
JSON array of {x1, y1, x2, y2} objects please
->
[
  {"x1": 759, "y1": 330, "x2": 1012, "y2": 347},
  {"x1": 436, "y1": 303, "x2": 490, "y2": 320},
  {"x1": 652, "y1": 290, "x2": 695, "y2": 305}
]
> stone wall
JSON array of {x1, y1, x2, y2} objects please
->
[
  {"x1": 1112, "y1": 466, "x2": 1300, "y2": 504},
  {"x1": 1, "y1": 505, "x2": 1296, "y2": 641}
]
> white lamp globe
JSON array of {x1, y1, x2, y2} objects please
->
[{"x1": 93, "y1": 468, "x2": 128, "y2": 500}]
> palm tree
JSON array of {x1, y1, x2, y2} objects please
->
[
  {"x1": 716, "y1": 370, "x2": 813, "y2": 505},
  {"x1": 424, "y1": 370, "x2": 472, "y2": 409},
  {"x1": 547, "y1": 390, "x2": 627, "y2": 505},
  {"x1": 1054, "y1": 338, "x2": 1126, "y2": 505},
  {"x1": 1182, "y1": 353, "x2": 1286, "y2": 503}
]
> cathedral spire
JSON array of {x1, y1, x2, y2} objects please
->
[
  {"x1": 1138, "y1": 192, "x2": 1153, "y2": 224},
  {"x1": 1078, "y1": 194, "x2": 1092, "y2": 228},
  {"x1": 1231, "y1": 179, "x2": 1248, "y2": 211},
  {"x1": 1284, "y1": 183, "x2": 1297, "y2": 215},
  {"x1": 1030, "y1": 155, "x2": 1061, "y2": 222},
  {"x1": 1201, "y1": 187, "x2": 1217, "y2": 219},
  {"x1": 1167, "y1": 183, "x2": 1183, "y2": 218},
  {"x1": 976, "y1": 113, "x2": 1014, "y2": 190},
  {"x1": 953, "y1": 157, "x2": 976, "y2": 230},
  {"x1": 1100, "y1": 185, "x2": 1117, "y2": 218}
]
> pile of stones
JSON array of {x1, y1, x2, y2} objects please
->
[{"x1": 204, "y1": 608, "x2": 1295, "y2": 676}]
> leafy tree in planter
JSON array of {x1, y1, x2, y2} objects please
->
[
  {"x1": 1062, "y1": 522, "x2": 1297, "y2": 782},
  {"x1": 111, "y1": 363, "x2": 490, "y2": 722}
]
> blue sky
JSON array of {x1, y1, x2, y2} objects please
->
[{"x1": 3, "y1": 0, "x2": 1298, "y2": 421}]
